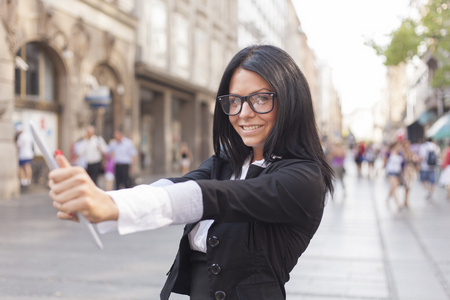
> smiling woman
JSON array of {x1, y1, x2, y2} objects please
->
[
  {"x1": 48, "y1": 44, "x2": 334, "y2": 300},
  {"x1": 225, "y1": 69, "x2": 278, "y2": 161}
]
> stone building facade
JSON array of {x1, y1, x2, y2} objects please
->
[
  {"x1": 0, "y1": 0, "x2": 137, "y2": 198},
  {"x1": 133, "y1": 0, "x2": 238, "y2": 175}
]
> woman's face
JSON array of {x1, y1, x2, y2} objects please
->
[{"x1": 228, "y1": 68, "x2": 278, "y2": 161}]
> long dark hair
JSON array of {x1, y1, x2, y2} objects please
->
[{"x1": 213, "y1": 44, "x2": 334, "y2": 194}]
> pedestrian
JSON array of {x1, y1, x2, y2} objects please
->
[
  {"x1": 179, "y1": 142, "x2": 193, "y2": 175},
  {"x1": 104, "y1": 152, "x2": 115, "y2": 191},
  {"x1": 365, "y1": 143, "x2": 376, "y2": 179},
  {"x1": 401, "y1": 139, "x2": 418, "y2": 208},
  {"x1": 384, "y1": 142, "x2": 404, "y2": 211},
  {"x1": 15, "y1": 123, "x2": 34, "y2": 187},
  {"x1": 354, "y1": 142, "x2": 365, "y2": 177},
  {"x1": 70, "y1": 137, "x2": 87, "y2": 170},
  {"x1": 328, "y1": 140, "x2": 346, "y2": 194},
  {"x1": 438, "y1": 141, "x2": 450, "y2": 199},
  {"x1": 107, "y1": 129, "x2": 137, "y2": 189},
  {"x1": 48, "y1": 44, "x2": 334, "y2": 299},
  {"x1": 77, "y1": 125, "x2": 107, "y2": 185},
  {"x1": 418, "y1": 137, "x2": 440, "y2": 200}
]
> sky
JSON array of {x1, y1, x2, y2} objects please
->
[{"x1": 292, "y1": 0, "x2": 412, "y2": 115}]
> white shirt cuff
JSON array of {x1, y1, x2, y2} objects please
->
[{"x1": 162, "y1": 180, "x2": 203, "y2": 225}]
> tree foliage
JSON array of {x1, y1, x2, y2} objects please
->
[{"x1": 367, "y1": 0, "x2": 450, "y2": 88}]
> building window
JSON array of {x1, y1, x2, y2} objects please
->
[
  {"x1": 171, "y1": 12, "x2": 189, "y2": 78},
  {"x1": 15, "y1": 42, "x2": 56, "y2": 104},
  {"x1": 193, "y1": 27, "x2": 208, "y2": 85},
  {"x1": 211, "y1": 39, "x2": 223, "y2": 87},
  {"x1": 148, "y1": 0, "x2": 168, "y2": 69}
]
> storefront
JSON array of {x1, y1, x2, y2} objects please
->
[
  {"x1": 135, "y1": 70, "x2": 214, "y2": 175},
  {"x1": 0, "y1": 0, "x2": 137, "y2": 198}
]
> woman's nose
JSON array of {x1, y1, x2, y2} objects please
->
[{"x1": 239, "y1": 101, "x2": 255, "y2": 118}]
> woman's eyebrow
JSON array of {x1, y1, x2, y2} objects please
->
[{"x1": 229, "y1": 88, "x2": 273, "y2": 95}]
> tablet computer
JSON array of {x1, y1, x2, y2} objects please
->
[{"x1": 29, "y1": 121, "x2": 104, "y2": 249}]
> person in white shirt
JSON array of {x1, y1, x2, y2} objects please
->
[
  {"x1": 419, "y1": 137, "x2": 441, "y2": 199},
  {"x1": 77, "y1": 125, "x2": 107, "y2": 185},
  {"x1": 15, "y1": 124, "x2": 34, "y2": 187},
  {"x1": 384, "y1": 142, "x2": 404, "y2": 210},
  {"x1": 107, "y1": 129, "x2": 137, "y2": 189}
]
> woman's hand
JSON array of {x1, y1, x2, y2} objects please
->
[{"x1": 48, "y1": 154, "x2": 119, "y2": 223}]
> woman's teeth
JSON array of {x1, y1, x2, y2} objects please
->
[{"x1": 242, "y1": 125, "x2": 262, "y2": 130}]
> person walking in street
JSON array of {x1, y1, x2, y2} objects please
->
[
  {"x1": 178, "y1": 142, "x2": 193, "y2": 175},
  {"x1": 48, "y1": 44, "x2": 333, "y2": 300},
  {"x1": 364, "y1": 143, "x2": 376, "y2": 179},
  {"x1": 15, "y1": 123, "x2": 34, "y2": 187},
  {"x1": 104, "y1": 152, "x2": 115, "y2": 191},
  {"x1": 70, "y1": 137, "x2": 87, "y2": 170},
  {"x1": 438, "y1": 141, "x2": 450, "y2": 199},
  {"x1": 401, "y1": 139, "x2": 419, "y2": 209},
  {"x1": 77, "y1": 125, "x2": 107, "y2": 185},
  {"x1": 107, "y1": 129, "x2": 137, "y2": 190},
  {"x1": 328, "y1": 140, "x2": 346, "y2": 195},
  {"x1": 419, "y1": 137, "x2": 440, "y2": 200},
  {"x1": 384, "y1": 142, "x2": 404, "y2": 211},
  {"x1": 354, "y1": 142, "x2": 365, "y2": 177}
]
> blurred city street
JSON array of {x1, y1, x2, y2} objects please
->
[{"x1": 1, "y1": 155, "x2": 450, "y2": 300}]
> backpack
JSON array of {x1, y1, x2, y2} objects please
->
[{"x1": 427, "y1": 150, "x2": 437, "y2": 166}]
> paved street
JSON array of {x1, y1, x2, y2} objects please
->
[{"x1": 1, "y1": 157, "x2": 450, "y2": 300}]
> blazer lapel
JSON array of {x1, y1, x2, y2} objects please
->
[{"x1": 245, "y1": 164, "x2": 265, "y2": 179}]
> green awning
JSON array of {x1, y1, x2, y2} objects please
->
[{"x1": 426, "y1": 114, "x2": 450, "y2": 140}]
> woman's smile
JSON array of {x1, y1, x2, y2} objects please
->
[{"x1": 240, "y1": 124, "x2": 263, "y2": 131}]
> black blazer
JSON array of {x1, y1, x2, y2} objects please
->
[{"x1": 160, "y1": 155, "x2": 325, "y2": 300}]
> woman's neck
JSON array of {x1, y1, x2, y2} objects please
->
[{"x1": 252, "y1": 150, "x2": 263, "y2": 163}]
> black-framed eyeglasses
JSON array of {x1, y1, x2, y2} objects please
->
[{"x1": 217, "y1": 92, "x2": 276, "y2": 116}]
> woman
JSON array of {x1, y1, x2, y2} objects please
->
[
  {"x1": 15, "y1": 124, "x2": 35, "y2": 187},
  {"x1": 328, "y1": 141, "x2": 346, "y2": 194},
  {"x1": 439, "y1": 142, "x2": 450, "y2": 199},
  {"x1": 384, "y1": 142, "x2": 404, "y2": 210},
  {"x1": 354, "y1": 142, "x2": 365, "y2": 177},
  {"x1": 49, "y1": 45, "x2": 334, "y2": 300},
  {"x1": 179, "y1": 142, "x2": 193, "y2": 175},
  {"x1": 401, "y1": 139, "x2": 418, "y2": 208}
]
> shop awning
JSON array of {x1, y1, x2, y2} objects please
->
[
  {"x1": 418, "y1": 110, "x2": 437, "y2": 125},
  {"x1": 426, "y1": 113, "x2": 450, "y2": 140},
  {"x1": 85, "y1": 86, "x2": 111, "y2": 108}
]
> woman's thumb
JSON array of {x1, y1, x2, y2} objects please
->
[{"x1": 54, "y1": 150, "x2": 71, "y2": 168}]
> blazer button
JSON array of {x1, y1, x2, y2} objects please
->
[
  {"x1": 215, "y1": 290, "x2": 226, "y2": 300},
  {"x1": 211, "y1": 263, "x2": 222, "y2": 275},
  {"x1": 208, "y1": 236, "x2": 220, "y2": 248}
]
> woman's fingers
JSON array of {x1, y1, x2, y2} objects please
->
[
  {"x1": 56, "y1": 211, "x2": 79, "y2": 222},
  {"x1": 50, "y1": 172, "x2": 93, "y2": 202},
  {"x1": 49, "y1": 166, "x2": 87, "y2": 186},
  {"x1": 55, "y1": 152, "x2": 71, "y2": 168},
  {"x1": 52, "y1": 193, "x2": 88, "y2": 215},
  {"x1": 48, "y1": 164, "x2": 96, "y2": 222}
]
